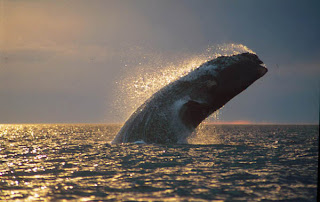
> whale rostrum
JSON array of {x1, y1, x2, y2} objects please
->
[{"x1": 112, "y1": 53, "x2": 268, "y2": 144}]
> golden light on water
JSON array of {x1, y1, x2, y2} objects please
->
[
  {"x1": 0, "y1": 124, "x2": 317, "y2": 200},
  {"x1": 113, "y1": 43, "x2": 256, "y2": 121}
]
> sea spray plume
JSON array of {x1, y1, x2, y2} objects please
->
[{"x1": 112, "y1": 53, "x2": 267, "y2": 144}]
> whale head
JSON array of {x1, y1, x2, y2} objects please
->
[{"x1": 179, "y1": 52, "x2": 267, "y2": 129}]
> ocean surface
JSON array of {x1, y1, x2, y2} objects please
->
[{"x1": 0, "y1": 124, "x2": 318, "y2": 201}]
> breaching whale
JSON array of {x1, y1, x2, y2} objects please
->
[{"x1": 112, "y1": 53, "x2": 267, "y2": 144}]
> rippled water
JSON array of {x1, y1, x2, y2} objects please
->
[{"x1": 0, "y1": 124, "x2": 318, "y2": 201}]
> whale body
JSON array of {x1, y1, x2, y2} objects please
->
[{"x1": 112, "y1": 53, "x2": 267, "y2": 144}]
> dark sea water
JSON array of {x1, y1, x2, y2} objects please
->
[{"x1": 0, "y1": 124, "x2": 318, "y2": 201}]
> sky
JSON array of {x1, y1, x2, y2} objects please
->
[{"x1": 1, "y1": 0, "x2": 319, "y2": 124}]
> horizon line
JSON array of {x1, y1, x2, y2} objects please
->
[{"x1": 0, "y1": 121, "x2": 318, "y2": 125}]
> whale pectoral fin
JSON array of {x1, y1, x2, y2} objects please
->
[{"x1": 179, "y1": 100, "x2": 211, "y2": 129}]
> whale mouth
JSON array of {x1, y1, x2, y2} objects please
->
[
  {"x1": 241, "y1": 52, "x2": 268, "y2": 77},
  {"x1": 258, "y1": 63, "x2": 268, "y2": 77},
  {"x1": 260, "y1": 63, "x2": 267, "y2": 68},
  {"x1": 255, "y1": 56, "x2": 268, "y2": 75}
]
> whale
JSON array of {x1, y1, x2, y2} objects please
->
[{"x1": 112, "y1": 52, "x2": 267, "y2": 144}]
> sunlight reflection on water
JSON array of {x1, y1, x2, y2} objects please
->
[{"x1": 0, "y1": 124, "x2": 318, "y2": 201}]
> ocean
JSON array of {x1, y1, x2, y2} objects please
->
[{"x1": 0, "y1": 124, "x2": 318, "y2": 201}]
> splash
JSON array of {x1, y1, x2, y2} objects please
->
[{"x1": 113, "y1": 43, "x2": 255, "y2": 123}]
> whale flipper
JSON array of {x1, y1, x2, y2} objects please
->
[{"x1": 179, "y1": 100, "x2": 211, "y2": 129}]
